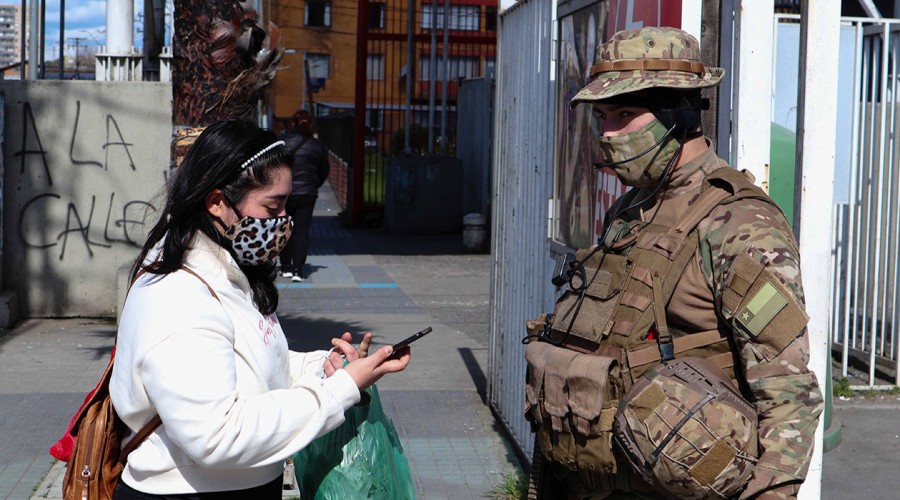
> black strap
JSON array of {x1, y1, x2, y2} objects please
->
[{"x1": 646, "y1": 392, "x2": 716, "y2": 467}]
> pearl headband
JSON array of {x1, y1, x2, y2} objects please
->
[{"x1": 240, "y1": 140, "x2": 285, "y2": 170}]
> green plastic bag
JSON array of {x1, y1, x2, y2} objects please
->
[{"x1": 294, "y1": 384, "x2": 415, "y2": 499}]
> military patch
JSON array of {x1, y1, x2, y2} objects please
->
[{"x1": 736, "y1": 282, "x2": 789, "y2": 337}]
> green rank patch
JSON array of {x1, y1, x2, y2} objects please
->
[{"x1": 736, "y1": 282, "x2": 788, "y2": 336}]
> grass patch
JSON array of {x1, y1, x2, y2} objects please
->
[
  {"x1": 488, "y1": 471, "x2": 527, "y2": 500},
  {"x1": 363, "y1": 152, "x2": 385, "y2": 205},
  {"x1": 832, "y1": 377, "x2": 900, "y2": 398},
  {"x1": 833, "y1": 377, "x2": 853, "y2": 398}
]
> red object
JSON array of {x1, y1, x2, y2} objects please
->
[
  {"x1": 606, "y1": 0, "x2": 683, "y2": 34},
  {"x1": 646, "y1": 325, "x2": 659, "y2": 341},
  {"x1": 49, "y1": 388, "x2": 96, "y2": 461},
  {"x1": 50, "y1": 347, "x2": 116, "y2": 462}
]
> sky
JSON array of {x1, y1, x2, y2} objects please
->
[{"x1": 39, "y1": 0, "x2": 162, "y2": 59}]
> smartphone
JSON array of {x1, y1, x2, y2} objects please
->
[{"x1": 388, "y1": 327, "x2": 432, "y2": 358}]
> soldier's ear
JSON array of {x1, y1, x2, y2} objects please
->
[{"x1": 673, "y1": 107, "x2": 701, "y2": 135}]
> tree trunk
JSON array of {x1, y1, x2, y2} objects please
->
[{"x1": 172, "y1": 0, "x2": 282, "y2": 127}]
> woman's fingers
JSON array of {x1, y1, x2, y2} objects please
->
[
  {"x1": 323, "y1": 354, "x2": 339, "y2": 377},
  {"x1": 340, "y1": 345, "x2": 409, "y2": 390},
  {"x1": 326, "y1": 348, "x2": 344, "y2": 369},
  {"x1": 379, "y1": 347, "x2": 411, "y2": 373},
  {"x1": 358, "y1": 332, "x2": 372, "y2": 358},
  {"x1": 331, "y1": 338, "x2": 360, "y2": 362},
  {"x1": 366, "y1": 345, "x2": 411, "y2": 374}
]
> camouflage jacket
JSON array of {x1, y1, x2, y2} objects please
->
[{"x1": 616, "y1": 140, "x2": 824, "y2": 499}]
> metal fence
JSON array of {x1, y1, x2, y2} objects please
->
[
  {"x1": 487, "y1": 0, "x2": 557, "y2": 460},
  {"x1": 354, "y1": 0, "x2": 497, "y2": 217},
  {"x1": 824, "y1": 17, "x2": 900, "y2": 388}
]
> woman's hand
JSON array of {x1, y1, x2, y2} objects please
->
[
  {"x1": 329, "y1": 337, "x2": 410, "y2": 390},
  {"x1": 322, "y1": 332, "x2": 373, "y2": 377}
]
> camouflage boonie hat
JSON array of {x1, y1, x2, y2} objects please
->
[
  {"x1": 571, "y1": 26, "x2": 724, "y2": 106},
  {"x1": 614, "y1": 357, "x2": 758, "y2": 499}
]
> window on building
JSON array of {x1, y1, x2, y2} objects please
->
[
  {"x1": 367, "y1": 54, "x2": 385, "y2": 80},
  {"x1": 421, "y1": 5, "x2": 480, "y2": 31},
  {"x1": 368, "y1": 2, "x2": 386, "y2": 29},
  {"x1": 419, "y1": 56, "x2": 480, "y2": 81},
  {"x1": 485, "y1": 6, "x2": 498, "y2": 31},
  {"x1": 305, "y1": 0, "x2": 332, "y2": 27},
  {"x1": 366, "y1": 109, "x2": 383, "y2": 131}
]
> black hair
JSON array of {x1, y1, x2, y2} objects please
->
[
  {"x1": 132, "y1": 119, "x2": 292, "y2": 315},
  {"x1": 292, "y1": 110, "x2": 315, "y2": 137}
]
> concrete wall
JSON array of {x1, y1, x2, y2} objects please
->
[{"x1": 1, "y1": 81, "x2": 172, "y2": 317}]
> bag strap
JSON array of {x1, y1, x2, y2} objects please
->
[
  {"x1": 631, "y1": 178, "x2": 737, "y2": 360},
  {"x1": 287, "y1": 135, "x2": 310, "y2": 157},
  {"x1": 180, "y1": 266, "x2": 220, "y2": 301},
  {"x1": 119, "y1": 415, "x2": 162, "y2": 463},
  {"x1": 116, "y1": 265, "x2": 220, "y2": 462}
]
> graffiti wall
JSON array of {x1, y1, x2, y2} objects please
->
[{"x1": 1, "y1": 81, "x2": 172, "y2": 317}]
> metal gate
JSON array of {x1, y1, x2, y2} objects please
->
[
  {"x1": 828, "y1": 17, "x2": 900, "y2": 388},
  {"x1": 488, "y1": 0, "x2": 557, "y2": 459},
  {"x1": 350, "y1": 0, "x2": 497, "y2": 224}
]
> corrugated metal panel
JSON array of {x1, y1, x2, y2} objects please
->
[{"x1": 488, "y1": 0, "x2": 556, "y2": 459}]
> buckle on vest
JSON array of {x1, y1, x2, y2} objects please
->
[
  {"x1": 658, "y1": 340, "x2": 676, "y2": 363},
  {"x1": 652, "y1": 323, "x2": 676, "y2": 363}
]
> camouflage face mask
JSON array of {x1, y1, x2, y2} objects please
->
[{"x1": 597, "y1": 117, "x2": 679, "y2": 188}]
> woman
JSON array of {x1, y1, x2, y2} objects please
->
[
  {"x1": 280, "y1": 110, "x2": 330, "y2": 281},
  {"x1": 109, "y1": 120, "x2": 409, "y2": 499}
]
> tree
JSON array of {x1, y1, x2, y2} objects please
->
[{"x1": 172, "y1": 0, "x2": 283, "y2": 127}]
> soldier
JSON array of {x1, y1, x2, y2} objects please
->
[{"x1": 524, "y1": 27, "x2": 823, "y2": 499}]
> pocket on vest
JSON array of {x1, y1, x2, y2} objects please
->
[
  {"x1": 524, "y1": 341, "x2": 623, "y2": 473},
  {"x1": 550, "y1": 253, "x2": 632, "y2": 346}
]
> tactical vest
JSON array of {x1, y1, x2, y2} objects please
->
[{"x1": 524, "y1": 167, "x2": 774, "y2": 478}]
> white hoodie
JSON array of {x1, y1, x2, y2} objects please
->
[{"x1": 110, "y1": 232, "x2": 360, "y2": 494}]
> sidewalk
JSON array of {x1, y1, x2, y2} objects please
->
[
  {"x1": 5, "y1": 183, "x2": 898, "y2": 499},
  {"x1": 3, "y1": 183, "x2": 521, "y2": 500}
]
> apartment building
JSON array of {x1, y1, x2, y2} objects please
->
[
  {"x1": 271, "y1": 0, "x2": 497, "y2": 150},
  {"x1": 0, "y1": 4, "x2": 23, "y2": 72}
]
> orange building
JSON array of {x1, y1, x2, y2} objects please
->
[{"x1": 271, "y1": 0, "x2": 496, "y2": 152}]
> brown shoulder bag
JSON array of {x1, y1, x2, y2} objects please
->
[
  {"x1": 62, "y1": 355, "x2": 161, "y2": 500},
  {"x1": 62, "y1": 266, "x2": 219, "y2": 500}
]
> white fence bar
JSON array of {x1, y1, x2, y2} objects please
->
[
  {"x1": 839, "y1": 21, "x2": 864, "y2": 379},
  {"x1": 822, "y1": 15, "x2": 900, "y2": 389},
  {"x1": 733, "y1": 0, "x2": 774, "y2": 186},
  {"x1": 796, "y1": 1, "x2": 840, "y2": 497}
]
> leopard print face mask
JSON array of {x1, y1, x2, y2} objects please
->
[{"x1": 223, "y1": 214, "x2": 293, "y2": 266}]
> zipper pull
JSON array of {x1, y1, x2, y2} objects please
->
[{"x1": 81, "y1": 465, "x2": 91, "y2": 500}]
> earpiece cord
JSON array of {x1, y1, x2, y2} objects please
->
[
  {"x1": 594, "y1": 130, "x2": 684, "y2": 251},
  {"x1": 528, "y1": 130, "x2": 687, "y2": 348},
  {"x1": 523, "y1": 262, "x2": 590, "y2": 346}
]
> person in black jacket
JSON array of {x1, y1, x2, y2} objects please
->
[{"x1": 280, "y1": 111, "x2": 330, "y2": 281}]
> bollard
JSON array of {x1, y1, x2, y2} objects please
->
[{"x1": 463, "y1": 213, "x2": 487, "y2": 252}]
